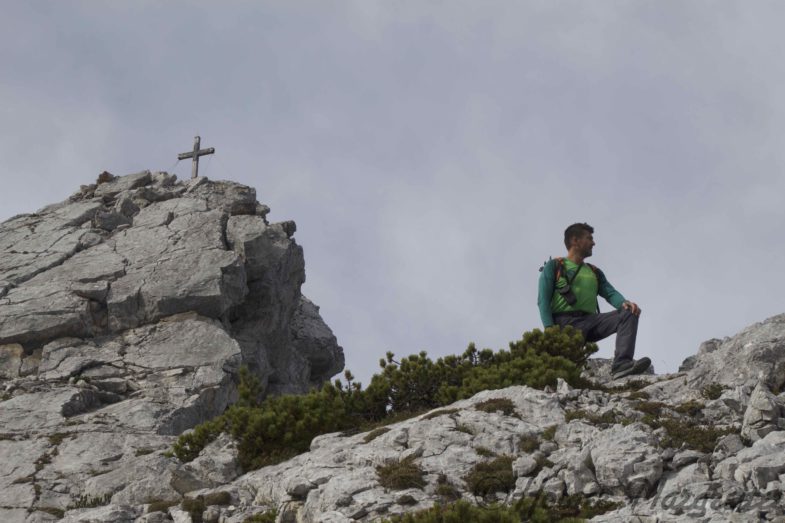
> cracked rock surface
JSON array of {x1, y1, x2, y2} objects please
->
[{"x1": 0, "y1": 172, "x2": 343, "y2": 522}]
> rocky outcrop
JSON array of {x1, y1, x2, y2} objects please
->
[
  {"x1": 125, "y1": 312, "x2": 784, "y2": 523},
  {"x1": 0, "y1": 172, "x2": 343, "y2": 522}
]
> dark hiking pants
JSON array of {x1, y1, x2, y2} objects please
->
[{"x1": 552, "y1": 309, "x2": 638, "y2": 366}]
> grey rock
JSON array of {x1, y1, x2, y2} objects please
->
[
  {"x1": 671, "y1": 450, "x2": 706, "y2": 469},
  {"x1": 94, "y1": 210, "x2": 132, "y2": 231},
  {"x1": 183, "y1": 433, "x2": 241, "y2": 487},
  {"x1": 0, "y1": 173, "x2": 343, "y2": 519},
  {"x1": 588, "y1": 423, "x2": 662, "y2": 498},
  {"x1": 741, "y1": 381, "x2": 784, "y2": 442},
  {"x1": 61, "y1": 504, "x2": 140, "y2": 523},
  {"x1": 94, "y1": 170, "x2": 152, "y2": 198},
  {"x1": 513, "y1": 455, "x2": 538, "y2": 476},
  {"x1": 290, "y1": 296, "x2": 345, "y2": 387}
]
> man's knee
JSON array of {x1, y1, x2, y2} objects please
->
[{"x1": 619, "y1": 308, "x2": 638, "y2": 322}]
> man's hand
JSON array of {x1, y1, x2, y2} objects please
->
[{"x1": 622, "y1": 301, "x2": 641, "y2": 317}]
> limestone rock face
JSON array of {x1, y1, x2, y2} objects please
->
[{"x1": 0, "y1": 172, "x2": 343, "y2": 521}]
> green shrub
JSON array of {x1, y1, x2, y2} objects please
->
[
  {"x1": 377, "y1": 456, "x2": 427, "y2": 490},
  {"x1": 474, "y1": 398, "x2": 518, "y2": 418},
  {"x1": 48, "y1": 433, "x2": 72, "y2": 445},
  {"x1": 673, "y1": 400, "x2": 704, "y2": 417},
  {"x1": 422, "y1": 408, "x2": 459, "y2": 420},
  {"x1": 203, "y1": 491, "x2": 232, "y2": 506},
  {"x1": 454, "y1": 423, "x2": 475, "y2": 436},
  {"x1": 67, "y1": 493, "x2": 111, "y2": 510},
  {"x1": 243, "y1": 511, "x2": 277, "y2": 523},
  {"x1": 653, "y1": 417, "x2": 734, "y2": 453},
  {"x1": 475, "y1": 446, "x2": 497, "y2": 457},
  {"x1": 397, "y1": 494, "x2": 418, "y2": 505},
  {"x1": 519, "y1": 434, "x2": 540, "y2": 453},
  {"x1": 464, "y1": 456, "x2": 515, "y2": 497},
  {"x1": 541, "y1": 426, "x2": 557, "y2": 441},
  {"x1": 382, "y1": 494, "x2": 620, "y2": 522},
  {"x1": 632, "y1": 401, "x2": 667, "y2": 418},
  {"x1": 174, "y1": 327, "x2": 596, "y2": 472},
  {"x1": 363, "y1": 427, "x2": 391, "y2": 443},
  {"x1": 173, "y1": 417, "x2": 226, "y2": 463},
  {"x1": 435, "y1": 474, "x2": 461, "y2": 501},
  {"x1": 701, "y1": 383, "x2": 724, "y2": 401},
  {"x1": 565, "y1": 409, "x2": 621, "y2": 426},
  {"x1": 147, "y1": 499, "x2": 178, "y2": 513},
  {"x1": 38, "y1": 508, "x2": 65, "y2": 519},
  {"x1": 182, "y1": 497, "x2": 206, "y2": 523}
]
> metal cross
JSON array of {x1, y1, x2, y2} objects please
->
[{"x1": 178, "y1": 136, "x2": 215, "y2": 179}]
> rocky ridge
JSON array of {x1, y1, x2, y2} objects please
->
[
  {"x1": 174, "y1": 314, "x2": 785, "y2": 523},
  {"x1": 0, "y1": 172, "x2": 344, "y2": 522}
]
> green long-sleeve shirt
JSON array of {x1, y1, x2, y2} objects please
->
[{"x1": 537, "y1": 258, "x2": 626, "y2": 327}]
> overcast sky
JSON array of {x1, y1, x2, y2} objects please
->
[{"x1": 2, "y1": 2, "x2": 784, "y2": 386}]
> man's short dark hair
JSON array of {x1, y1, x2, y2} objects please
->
[{"x1": 564, "y1": 223, "x2": 594, "y2": 249}]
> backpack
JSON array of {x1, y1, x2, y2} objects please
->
[
  {"x1": 539, "y1": 257, "x2": 602, "y2": 311},
  {"x1": 548, "y1": 257, "x2": 600, "y2": 283}
]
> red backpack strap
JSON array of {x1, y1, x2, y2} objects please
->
[{"x1": 553, "y1": 257, "x2": 565, "y2": 281}]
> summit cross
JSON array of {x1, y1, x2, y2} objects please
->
[{"x1": 178, "y1": 136, "x2": 215, "y2": 179}]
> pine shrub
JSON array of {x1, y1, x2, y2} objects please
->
[
  {"x1": 464, "y1": 456, "x2": 515, "y2": 497},
  {"x1": 382, "y1": 494, "x2": 620, "y2": 523},
  {"x1": 377, "y1": 456, "x2": 427, "y2": 490},
  {"x1": 173, "y1": 327, "x2": 597, "y2": 471}
]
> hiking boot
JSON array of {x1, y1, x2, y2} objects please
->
[{"x1": 611, "y1": 357, "x2": 652, "y2": 380}]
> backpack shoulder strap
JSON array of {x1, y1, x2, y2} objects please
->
[
  {"x1": 553, "y1": 257, "x2": 565, "y2": 282},
  {"x1": 586, "y1": 263, "x2": 602, "y2": 280}
]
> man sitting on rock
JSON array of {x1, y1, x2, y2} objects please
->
[{"x1": 537, "y1": 222, "x2": 650, "y2": 380}]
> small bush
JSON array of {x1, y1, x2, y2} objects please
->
[
  {"x1": 147, "y1": 499, "x2": 178, "y2": 513},
  {"x1": 173, "y1": 417, "x2": 226, "y2": 463},
  {"x1": 422, "y1": 408, "x2": 459, "y2": 420},
  {"x1": 182, "y1": 497, "x2": 206, "y2": 523},
  {"x1": 701, "y1": 383, "x2": 725, "y2": 400},
  {"x1": 435, "y1": 474, "x2": 461, "y2": 501},
  {"x1": 454, "y1": 423, "x2": 475, "y2": 436},
  {"x1": 649, "y1": 417, "x2": 734, "y2": 453},
  {"x1": 541, "y1": 426, "x2": 557, "y2": 441},
  {"x1": 383, "y1": 500, "x2": 522, "y2": 523},
  {"x1": 377, "y1": 456, "x2": 426, "y2": 490},
  {"x1": 244, "y1": 510, "x2": 277, "y2": 523},
  {"x1": 598, "y1": 379, "x2": 650, "y2": 394},
  {"x1": 396, "y1": 494, "x2": 418, "y2": 505},
  {"x1": 135, "y1": 447, "x2": 155, "y2": 457},
  {"x1": 67, "y1": 493, "x2": 111, "y2": 510},
  {"x1": 627, "y1": 390, "x2": 650, "y2": 400},
  {"x1": 673, "y1": 400, "x2": 704, "y2": 417},
  {"x1": 633, "y1": 401, "x2": 667, "y2": 418},
  {"x1": 382, "y1": 493, "x2": 620, "y2": 522},
  {"x1": 475, "y1": 446, "x2": 497, "y2": 457},
  {"x1": 474, "y1": 398, "x2": 518, "y2": 418},
  {"x1": 38, "y1": 508, "x2": 65, "y2": 519},
  {"x1": 363, "y1": 427, "x2": 390, "y2": 443},
  {"x1": 464, "y1": 456, "x2": 515, "y2": 497},
  {"x1": 519, "y1": 434, "x2": 540, "y2": 453},
  {"x1": 48, "y1": 433, "x2": 72, "y2": 445},
  {"x1": 565, "y1": 409, "x2": 620, "y2": 425},
  {"x1": 204, "y1": 491, "x2": 232, "y2": 506}
]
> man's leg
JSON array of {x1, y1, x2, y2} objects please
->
[{"x1": 562, "y1": 310, "x2": 639, "y2": 366}]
